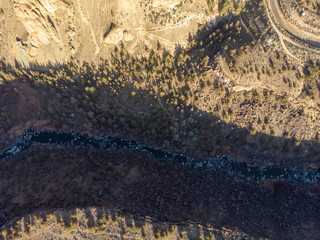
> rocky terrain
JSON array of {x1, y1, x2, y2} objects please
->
[
  {"x1": 0, "y1": 0, "x2": 212, "y2": 66},
  {"x1": 0, "y1": 0, "x2": 320, "y2": 239},
  {"x1": 0, "y1": 145, "x2": 318, "y2": 240}
]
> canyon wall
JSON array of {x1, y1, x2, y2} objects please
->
[{"x1": 0, "y1": 0, "x2": 214, "y2": 67}]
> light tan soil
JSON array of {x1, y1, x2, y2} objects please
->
[
  {"x1": 0, "y1": 0, "x2": 214, "y2": 67},
  {"x1": 1, "y1": 207, "x2": 258, "y2": 240}
]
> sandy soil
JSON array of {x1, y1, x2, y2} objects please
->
[{"x1": 0, "y1": 0, "x2": 214, "y2": 67}]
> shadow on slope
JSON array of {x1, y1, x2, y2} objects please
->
[
  {"x1": 0, "y1": 143, "x2": 319, "y2": 240},
  {"x1": 0, "y1": 59, "x2": 319, "y2": 239},
  {"x1": 0, "y1": 4, "x2": 319, "y2": 236},
  {"x1": 0, "y1": 55, "x2": 320, "y2": 168}
]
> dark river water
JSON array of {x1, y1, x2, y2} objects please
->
[{"x1": 0, "y1": 130, "x2": 319, "y2": 183}]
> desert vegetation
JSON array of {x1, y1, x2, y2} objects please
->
[
  {"x1": 0, "y1": 0, "x2": 320, "y2": 239},
  {"x1": 0, "y1": 144, "x2": 318, "y2": 240},
  {"x1": 1, "y1": 0, "x2": 320, "y2": 168},
  {"x1": 0, "y1": 207, "x2": 256, "y2": 240}
]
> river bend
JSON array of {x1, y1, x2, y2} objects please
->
[{"x1": 0, "y1": 130, "x2": 319, "y2": 183}]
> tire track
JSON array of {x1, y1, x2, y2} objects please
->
[
  {"x1": 76, "y1": 0, "x2": 100, "y2": 55},
  {"x1": 135, "y1": 15, "x2": 197, "y2": 50},
  {"x1": 136, "y1": 15, "x2": 193, "y2": 32}
]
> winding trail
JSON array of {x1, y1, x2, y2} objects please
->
[
  {"x1": 136, "y1": 15, "x2": 193, "y2": 33},
  {"x1": 264, "y1": 0, "x2": 320, "y2": 60},
  {"x1": 135, "y1": 14, "x2": 205, "y2": 51},
  {"x1": 136, "y1": 16, "x2": 194, "y2": 50},
  {"x1": 279, "y1": 0, "x2": 320, "y2": 36},
  {"x1": 76, "y1": 0, "x2": 100, "y2": 55},
  {"x1": 136, "y1": 29, "x2": 179, "y2": 50}
]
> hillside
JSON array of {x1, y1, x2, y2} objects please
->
[
  {"x1": 0, "y1": 208, "x2": 258, "y2": 240},
  {"x1": 0, "y1": 0, "x2": 320, "y2": 239},
  {"x1": 0, "y1": 0, "x2": 212, "y2": 66}
]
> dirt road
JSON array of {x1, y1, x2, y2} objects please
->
[{"x1": 265, "y1": 0, "x2": 320, "y2": 50}]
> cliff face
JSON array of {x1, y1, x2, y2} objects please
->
[{"x1": 0, "y1": 0, "x2": 214, "y2": 67}]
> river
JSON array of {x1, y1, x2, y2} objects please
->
[{"x1": 0, "y1": 130, "x2": 319, "y2": 183}]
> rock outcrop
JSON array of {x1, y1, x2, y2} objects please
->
[
  {"x1": 0, "y1": 0, "x2": 214, "y2": 67},
  {"x1": 104, "y1": 27, "x2": 133, "y2": 45}
]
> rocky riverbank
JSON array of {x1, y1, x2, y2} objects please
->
[{"x1": 1, "y1": 130, "x2": 319, "y2": 183}]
